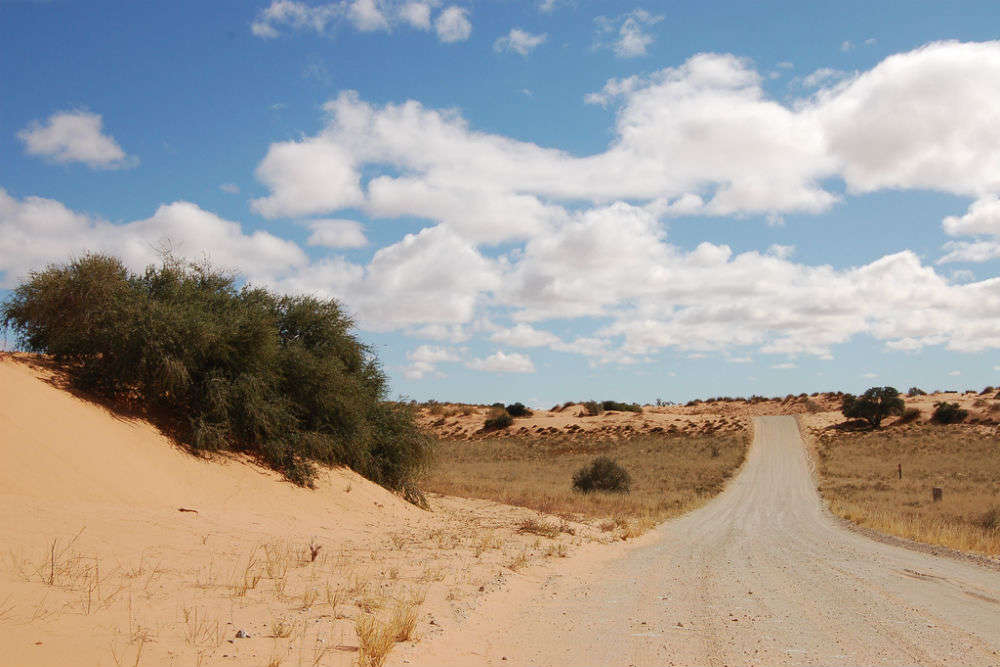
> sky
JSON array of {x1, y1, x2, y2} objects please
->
[{"x1": 2, "y1": 1, "x2": 1000, "y2": 407}]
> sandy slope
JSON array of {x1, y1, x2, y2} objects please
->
[
  {"x1": 400, "y1": 416, "x2": 1000, "y2": 666},
  {"x1": 0, "y1": 357, "x2": 607, "y2": 666}
]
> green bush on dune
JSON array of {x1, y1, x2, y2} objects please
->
[{"x1": 2, "y1": 253, "x2": 430, "y2": 492}]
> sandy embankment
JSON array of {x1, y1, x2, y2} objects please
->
[{"x1": 0, "y1": 357, "x2": 616, "y2": 666}]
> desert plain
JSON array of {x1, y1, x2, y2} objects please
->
[{"x1": 2, "y1": 354, "x2": 999, "y2": 666}]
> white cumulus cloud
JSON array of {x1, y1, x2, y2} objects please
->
[
  {"x1": 305, "y1": 219, "x2": 368, "y2": 248},
  {"x1": 494, "y1": 28, "x2": 547, "y2": 56},
  {"x1": 595, "y1": 8, "x2": 663, "y2": 58},
  {"x1": 435, "y1": 6, "x2": 471, "y2": 43},
  {"x1": 466, "y1": 350, "x2": 535, "y2": 373},
  {"x1": 18, "y1": 110, "x2": 134, "y2": 169}
]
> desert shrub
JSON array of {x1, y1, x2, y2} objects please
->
[
  {"x1": 979, "y1": 386, "x2": 995, "y2": 395},
  {"x1": 930, "y1": 401, "x2": 968, "y2": 424},
  {"x1": 483, "y1": 411, "x2": 513, "y2": 431},
  {"x1": 803, "y1": 399, "x2": 822, "y2": 413},
  {"x1": 571, "y1": 457, "x2": 631, "y2": 494},
  {"x1": 896, "y1": 407, "x2": 921, "y2": 424},
  {"x1": 2, "y1": 254, "x2": 429, "y2": 490},
  {"x1": 907, "y1": 386, "x2": 927, "y2": 397},
  {"x1": 490, "y1": 402, "x2": 504, "y2": 409},
  {"x1": 505, "y1": 402, "x2": 532, "y2": 418},
  {"x1": 600, "y1": 400, "x2": 642, "y2": 413},
  {"x1": 582, "y1": 400, "x2": 603, "y2": 416},
  {"x1": 977, "y1": 506, "x2": 1000, "y2": 532},
  {"x1": 841, "y1": 387, "x2": 905, "y2": 428}
]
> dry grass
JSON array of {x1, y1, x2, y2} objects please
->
[
  {"x1": 816, "y1": 423, "x2": 1000, "y2": 555},
  {"x1": 422, "y1": 433, "x2": 748, "y2": 531}
]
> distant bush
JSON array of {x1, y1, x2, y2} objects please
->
[
  {"x1": 571, "y1": 457, "x2": 631, "y2": 494},
  {"x1": 505, "y1": 402, "x2": 532, "y2": 418},
  {"x1": 483, "y1": 410, "x2": 513, "y2": 431},
  {"x1": 896, "y1": 407, "x2": 921, "y2": 424},
  {"x1": 931, "y1": 401, "x2": 968, "y2": 424},
  {"x1": 2, "y1": 253, "x2": 430, "y2": 490},
  {"x1": 490, "y1": 402, "x2": 504, "y2": 409},
  {"x1": 907, "y1": 387, "x2": 927, "y2": 397},
  {"x1": 600, "y1": 400, "x2": 642, "y2": 413},
  {"x1": 977, "y1": 506, "x2": 1000, "y2": 532},
  {"x1": 841, "y1": 387, "x2": 905, "y2": 429},
  {"x1": 582, "y1": 401, "x2": 603, "y2": 416}
]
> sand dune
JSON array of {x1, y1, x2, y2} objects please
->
[{"x1": 0, "y1": 356, "x2": 606, "y2": 666}]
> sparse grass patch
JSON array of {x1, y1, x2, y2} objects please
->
[
  {"x1": 816, "y1": 424, "x2": 1000, "y2": 555},
  {"x1": 422, "y1": 433, "x2": 747, "y2": 533}
]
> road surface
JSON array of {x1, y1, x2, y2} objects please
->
[{"x1": 408, "y1": 416, "x2": 1000, "y2": 666}]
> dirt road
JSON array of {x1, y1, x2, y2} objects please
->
[{"x1": 404, "y1": 416, "x2": 1000, "y2": 666}]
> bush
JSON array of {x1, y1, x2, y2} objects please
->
[
  {"x1": 896, "y1": 407, "x2": 921, "y2": 424},
  {"x1": 841, "y1": 387, "x2": 905, "y2": 428},
  {"x1": 2, "y1": 254, "x2": 430, "y2": 490},
  {"x1": 977, "y1": 506, "x2": 1000, "y2": 532},
  {"x1": 483, "y1": 411, "x2": 513, "y2": 431},
  {"x1": 600, "y1": 400, "x2": 642, "y2": 413},
  {"x1": 582, "y1": 400, "x2": 603, "y2": 416},
  {"x1": 505, "y1": 402, "x2": 532, "y2": 418},
  {"x1": 930, "y1": 401, "x2": 968, "y2": 424},
  {"x1": 907, "y1": 386, "x2": 927, "y2": 397},
  {"x1": 571, "y1": 457, "x2": 630, "y2": 494}
]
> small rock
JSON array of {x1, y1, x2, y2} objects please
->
[{"x1": 235, "y1": 629, "x2": 250, "y2": 638}]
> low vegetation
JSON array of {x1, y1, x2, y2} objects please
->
[
  {"x1": 483, "y1": 410, "x2": 513, "y2": 431},
  {"x1": 840, "y1": 386, "x2": 905, "y2": 428},
  {"x1": 505, "y1": 402, "x2": 532, "y2": 417},
  {"x1": 816, "y1": 424, "x2": 1000, "y2": 555},
  {"x1": 2, "y1": 253, "x2": 429, "y2": 490},
  {"x1": 931, "y1": 401, "x2": 968, "y2": 424},
  {"x1": 422, "y1": 432, "x2": 748, "y2": 532},
  {"x1": 572, "y1": 457, "x2": 631, "y2": 494}
]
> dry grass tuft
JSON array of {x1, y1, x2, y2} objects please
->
[
  {"x1": 816, "y1": 424, "x2": 1000, "y2": 555},
  {"x1": 355, "y1": 614, "x2": 397, "y2": 667}
]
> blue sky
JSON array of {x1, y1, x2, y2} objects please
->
[{"x1": 2, "y1": 1, "x2": 999, "y2": 406}]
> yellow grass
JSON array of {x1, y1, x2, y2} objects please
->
[
  {"x1": 422, "y1": 432, "x2": 748, "y2": 533},
  {"x1": 816, "y1": 423, "x2": 1000, "y2": 555}
]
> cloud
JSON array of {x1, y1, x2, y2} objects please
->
[
  {"x1": 404, "y1": 344, "x2": 459, "y2": 379},
  {"x1": 490, "y1": 323, "x2": 562, "y2": 347},
  {"x1": 948, "y1": 370, "x2": 961, "y2": 376},
  {"x1": 841, "y1": 40, "x2": 854, "y2": 52},
  {"x1": 252, "y1": 0, "x2": 459, "y2": 41},
  {"x1": 797, "y1": 67, "x2": 848, "y2": 88},
  {"x1": 0, "y1": 189, "x2": 305, "y2": 289},
  {"x1": 252, "y1": 137, "x2": 363, "y2": 218},
  {"x1": 862, "y1": 372, "x2": 878, "y2": 378},
  {"x1": 18, "y1": 110, "x2": 134, "y2": 169},
  {"x1": 219, "y1": 183, "x2": 240, "y2": 194},
  {"x1": 938, "y1": 240, "x2": 1000, "y2": 264},
  {"x1": 595, "y1": 9, "x2": 663, "y2": 58},
  {"x1": 466, "y1": 350, "x2": 535, "y2": 373},
  {"x1": 398, "y1": 1, "x2": 431, "y2": 29},
  {"x1": 251, "y1": 1, "x2": 341, "y2": 37},
  {"x1": 494, "y1": 28, "x2": 547, "y2": 56},
  {"x1": 434, "y1": 6, "x2": 471, "y2": 43},
  {"x1": 348, "y1": 0, "x2": 389, "y2": 31},
  {"x1": 942, "y1": 195, "x2": 1000, "y2": 237},
  {"x1": 772, "y1": 363, "x2": 797, "y2": 369},
  {"x1": 305, "y1": 219, "x2": 368, "y2": 247}
]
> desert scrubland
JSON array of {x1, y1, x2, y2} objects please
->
[
  {"x1": 0, "y1": 355, "x2": 763, "y2": 667},
  {"x1": 800, "y1": 389, "x2": 1000, "y2": 557}
]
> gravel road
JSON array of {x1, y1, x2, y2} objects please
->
[{"x1": 408, "y1": 416, "x2": 1000, "y2": 666}]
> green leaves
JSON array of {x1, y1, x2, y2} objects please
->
[{"x1": 2, "y1": 253, "x2": 429, "y2": 491}]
